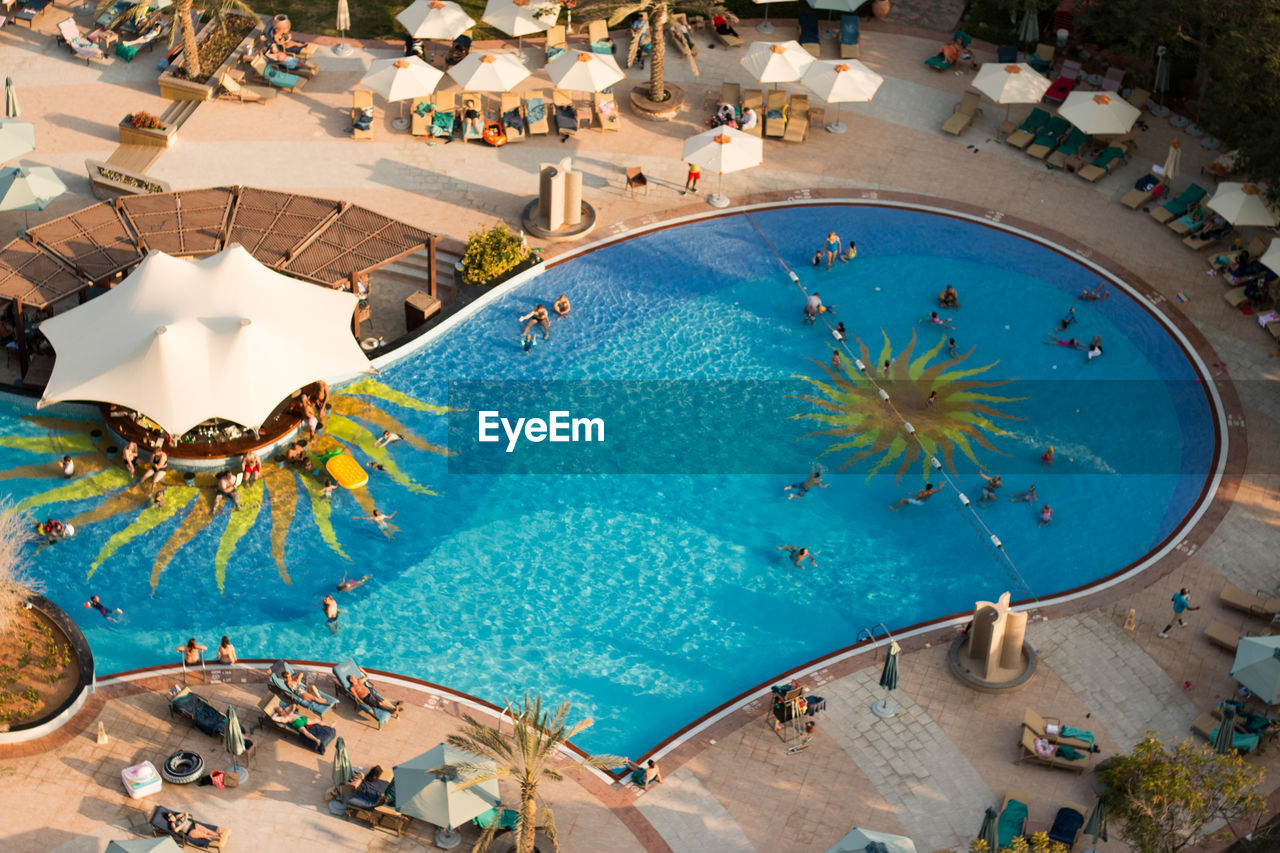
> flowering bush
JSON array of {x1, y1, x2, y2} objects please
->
[{"x1": 123, "y1": 111, "x2": 166, "y2": 130}]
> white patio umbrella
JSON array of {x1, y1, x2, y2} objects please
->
[
  {"x1": 831, "y1": 827, "x2": 918, "y2": 853},
  {"x1": 1208, "y1": 183, "x2": 1279, "y2": 227},
  {"x1": 361, "y1": 56, "x2": 444, "y2": 129},
  {"x1": 753, "y1": 0, "x2": 792, "y2": 34},
  {"x1": 1259, "y1": 239, "x2": 1280, "y2": 276},
  {"x1": 482, "y1": 0, "x2": 557, "y2": 38},
  {"x1": 395, "y1": 744, "x2": 500, "y2": 849},
  {"x1": 0, "y1": 118, "x2": 35, "y2": 164},
  {"x1": 740, "y1": 40, "x2": 816, "y2": 84},
  {"x1": 802, "y1": 59, "x2": 883, "y2": 134},
  {"x1": 1162, "y1": 137, "x2": 1182, "y2": 184},
  {"x1": 4, "y1": 78, "x2": 19, "y2": 119},
  {"x1": 971, "y1": 62, "x2": 1051, "y2": 120},
  {"x1": 396, "y1": 0, "x2": 475, "y2": 40},
  {"x1": 1058, "y1": 90, "x2": 1140, "y2": 136},
  {"x1": 682, "y1": 126, "x2": 763, "y2": 209},
  {"x1": 333, "y1": 0, "x2": 353, "y2": 56},
  {"x1": 447, "y1": 51, "x2": 530, "y2": 91},
  {"x1": 546, "y1": 50, "x2": 624, "y2": 92},
  {"x1": 1231, "y1": 634, "x2": 1280, "y2": 704},
  {"x1": 0, "y1": 165, "x2": 65, "y2": 220},
  {"x1": 806, "y1": 0, "x2": 869, "y2": 12},
  {"x1": 37, "y1": 246, "x2": 373, "y2": 437}
]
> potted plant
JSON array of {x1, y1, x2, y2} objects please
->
[
  {"x1": 157, "y1": 8, "x2": 261, "y2": 101},
  {"x1": 118, "y1": 111, "x2": 176, "y2": 147},
  {"x1": 459, "y1": 224, "x2": 538, "y2": 286}
]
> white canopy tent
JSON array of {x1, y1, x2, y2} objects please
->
[{"x1": 38, "y1": 246, "x2": 373, "y2": 436}]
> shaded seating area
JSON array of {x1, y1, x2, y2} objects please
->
[
  {"x1": 342, "y1": 769, "x2": 410, "y2": 835},
  {"x1": 1025, "y1": 115, "x2": 1069, "y2": 160},
  {"x1": 1192, "y1": 711, "x2": 1261, "y2": 753},
  {"x1": 1006, "y1": 108, "x2": 1049, "y2": 150},
  {"x1": 1046, "y1": 128, "x2": 1089, "y2": 169}
]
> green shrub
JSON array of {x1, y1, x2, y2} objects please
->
[{"x1": 460, "y1": 224, "x2": 530, "y2": 286}]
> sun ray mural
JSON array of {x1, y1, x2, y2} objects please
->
[
  {"x1": 793, "y1": 330, "x2": 1024, "y2": 481},
  {"x1": 0, "y1": 379, "x2": 448, "y2": 593}
]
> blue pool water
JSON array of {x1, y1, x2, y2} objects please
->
[{"x1": 1, "y1": 205, "x2": 1217, "y2": 755}]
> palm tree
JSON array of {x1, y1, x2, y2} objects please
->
[{"x1": 439, "y1": 694, "x2": 623, "y2": 853}]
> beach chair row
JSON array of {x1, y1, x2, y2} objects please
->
[
  {"x1": 993, "y1": 790, "x2": 1090, "y2": 851},
  {"x1": 1001, "y1": 105, "x2": 1134, "y2": 182},
  {"x1": 371, "y1": 90, "x2": 621, "y2": 143}
]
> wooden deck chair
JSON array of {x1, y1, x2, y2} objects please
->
[
  {"x1": 1120, "y1": 173, "x2": 1160, "y2": 208},
  {"x1": 1077, "y1": 145, "x2": 1128, "y2": 182},
  {"x1": 594, "y1": 91, "x2": 620, "y2": 131},
  {"x1": 941, "y1": 90, "x2": 981, "y2": 135},
  {"x1": 764, "y1": 89, "x2": 787, "y2": 138},
  {"x1": 1204, "y1": 618, "x2": 1244, "y2": 652},
  {"x1": 1025, "y1": 116, "x2": 1069, "y2": 159},
  {"x1": 1221, "y1": 581, "x2": 1280, "y2": 617},
  {"x1": 782, "y1": 94, "x2": 809, "y2": 142},
  {"x1": 1006, "y1": 107, "x2": 1049, "y2": 149},
  {"x1": 625, "y1": 167, "x2": 649, "y2": 197},
  {"x1": 1021, "y1": 708, "x2": 1093, "y2": 752},
  {"x1": 797, "y1": 10, "x2": 820, "y2": 57},
  {"x1": 1184, "y1": 228, "x2": 1232, "y2": 251},
  {"x1": 741, "y1": 89, "x2": 763, "y2": 137},
  {"x1": 500, "y1": 92, "x2": 526, "y2": 142},
  {"x1": 248, "y1": 54, "x2": 303, "y2": 91},
  {"x1": 1028, "y1": 43, "x2": 1053, "y2": 74},
  {"x1": 721, "y1": 82, "x2": 740, "y2": 111},
  {"x1": 553, "y1": 88, "x2": 578, "y2": 137},
  {"x1": 430, "y1": 90, "x2": 455, "y2": 139},
  {"x1": 1017, "y1": 728, "x2": 1089, "y2": 774},
  {"x1": 410, "y1": 96, "x2": 431, "y2": 136},
  {"x1": 524, "y1": 89, "x2": 550, "y2": 135},
  {"x1": 545, "y1": 24, "x2": 566, "y2": 63},
  {"x1": 587, "y1": 19, "x2": 612, "y2": 53},
  {"x1": 218, "y1": 69, "x2": 276, "y2": 103},
  {"x1": 997, "y1": 790, "x2": 1031, "y2": 848},
  {"x1": 1100, "y1": 65, "x2": 1125, "y2": 91},
  {"x1": 460, "y1": 93, "x2": 484, "y2": 141},
  {"x1": 840, "y1": 13, "x2": 860, "y2": 58},
  {"x1": 711, "y1": 12, "x2": 742, "y2": 48},
  {"x1": 56, "y1": 17, "x2": 106, "y2": 63},
  {"x1": 1047, "y1": 803, "x2": 1088, "y2": 850},
  {"x1": 1126, "y1": 87, "x2": 1150, "y2": 110},
  {"x1": 665, "y1": 13, "x2": 697, "y2": 75},
  {"x1": 351, "y1": 90, "x2": 374, "y2": 140}
]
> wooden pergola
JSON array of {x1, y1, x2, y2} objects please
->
[{"x1": 2, "y1": 187, "x2": 438, "y2": 379}]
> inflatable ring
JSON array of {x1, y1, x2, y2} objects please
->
[{"x1": 161, "y1": 750, "x2": 205, "y2": 784}]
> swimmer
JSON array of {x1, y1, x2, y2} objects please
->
[
  {"x1": 803, "y1": 292, "x2": 824, "y2": 326},
  {"x1": 947, "y1": 337, "x2": 958, "y2": 358},
  {"x1": 519, "y1": 303, "x2": 551, "y2": 340},
  {"x1": 122, "y1": 441, "x2": 139, "y2": 476},
  {"x1": 318, "y1": 478, "x2": 339, "y2": 499},
  {"x1": 840, "y1": 239, "x2": 857, "y2": 263},
  {"x1": 777, "y1": 544, "x2": 816, "y2": 568},
  {"x1": 812, "y1": 249, "x2": 822, "y2": 268},
  {"x1": 834, "y1": 322, "x2": 846, "y2": 342},
  {"x1": 522, "y1": 332, "x2": 536, "y2": 354},
  {"x1": 285, "y1": 441, "x2": 313, "y2": 472},
  {"x1": 1077, "y1": 283, "x2": 1109, "y2": 301},
  {"x1": 978, "y1": 471, "x2": 1002, "y2": 502},
  {"x1": 152, "y1": 487, "x2": 167, "y2": 507},
  {"x1": 354, "y1": 508, "x2": 397, "y2": 538},
  {"x1": 824, "y1": 232, "x2": 841, "y2": 269},
  {"x1": 938, "y1": 285, "x2": 959, "y2": 308},
  {"x1": 831, "y1": 350, "x2": 841, "y2": 370},
  {"x1": 367, "y1": 461, "x2": 388, "y2": 472},
  {"x1": 882, "y1": 359, "x2": 891, "y2": 377},
  {"x1": 1044, "y1": 336, "x2": 1082, "y2": 350},
  {"x1": 138, "y1": 448, "x2": 169, "y2": 494},
  {"x1": 893, "y1": 482, "x2": 946, "y2": 509},
  {"x1": 553, "y1": 294, "x2": 571, "y2": 318},
  {"x1": 1055, "y1": 308, "x2": 1076, "y2": 331},
  {"x1": 927, "y1": 390, "x2": 937, "y2": 407},
  {"x1": 320, "y1": 594, "x2": 340, "y2": 630},
  {"x1": 924, "y1": 311, "x2": 954, "y2": 329},
  {"x1": 1038, "y1": 504, "x2": 1053, "y2": 526},
  {"x1": 1041, "y1": 445, "x2": 1054, "y2": 465},
  {"x1": 784, "y1": 469, "x2": 829, "y2": 500},
  {"x1": 60, "y1": 455, "x2": 75, "y2": 478},
  {"x1": 337, "y1": 573, "x2": 372, "y2": 592},
  {"x1": 1009, "y1": 485, "x2": 1037, "y2": 503},
  {"x1": 1086, "y1": 335, "x2": 1103, "y2": 363},
  {"x1": 85, "y1": 595, "x2": 122, "y2": 619},
  {"x1": 374, "y1": 430, "x2": 402, "y2": 447}
]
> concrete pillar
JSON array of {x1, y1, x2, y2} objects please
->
[
  {"x1": 564, "y1": 170, "x2": 582, "y2": 227},
  {"x1": 540, "y1": 166, "x2": 564, "y2": 232}
]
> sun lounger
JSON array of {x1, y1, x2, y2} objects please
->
[
  {"x1": 344, "y1": 772, "x2": 410, "y2": 835},
  {"x1": 1205, "y1": 618, "x2": 1244, "y2": 651},
  {"x1": 56, "y1": 17, "x2": 106, "y2": 63},
  {"x1": 473, "y1": 807, "x2": 521, "y2": 831},
  {"x1": 1185, "y1": 229, "x2": 1231, "y2": 251},
  {"x1": 333, "y1": 658, "x2": 397, "y2": 729},
  {"x1": 1150, "y1": 182, "x2": 1208, "y2": 223},
  {"x1": 249, "y1": 53, "x2": 303, "y2": 91},
  {"x1": 1077, "y1": 146, "x2": 1127, "y2": 182},
  {"x1": 1018, "y1": 728, "x2": 1089, "y2": 773},
  {"x1": 500, "y1": 92, "x2": 526, "y2": 142},
  {"x1": 1022, "y1": 707, "x2": 1094, "y2": 752},
  {"x1": 782, "y1": 94, "x2": 809, "y2": 142},
  {"x1": 553, "y1": 89, "x2": 578, "y2": 137},
  {"x1": 741, "y1": 89, "x2": 763, "y2": 137},
  {"x1": 998, "y1": 789, "x2": 1030, "y2": 848},
  {"x1": 1221, "y1": 581, "x2": 1280, "y2": 617},
  {"x1": 219, "y1": 69, "x2": 276, "y2": 103},
  {"x1": 840, "y1": 14, "x2": 860, "y2": 58},
  {"x1": 1044, "y1": 59, "x2": 1081, "y2": 104},
  {"x1": 524, "y1": 90, "x2": 549, "y2": 135},
  {"x1": 942, "y1": 90, "x2": 982, "y2": 136},
  {"x1": 269, "y1": 660, "x2": 338, "y2": 716},
  {"x1": 721, "y1": 81, "x2": 741, "y2": 111},
  {"x1": 1047, "y1": 802, "x2": 1087, "y2": 849},
  {"x1": 798, "y1": 11, "x2": 820, "y2": 57},
  {"x1": 545, "y1": 24, "x2": 566, "y2": 63},
  {"x1": 410, "y1": 96, "x2": 431, "y2": 136},
  {"x1": 1047, "y1": 128, "x2": 1089, "y2": 169},
  {"x1": 764, "y1": 89, "x2": 788, "y2": 138},
  {"x1": 257, "y1": 693, "x2": 337, "y2": 754},
  {"x1": 431, "y1": 91, "x2": 456, "y2": 139},
  {"x1": 1120, "y1": 172, "x2": 1161, "y2": 207},
  {"x1": 595, "y1": 91, "x2": 620, "y2": 131},
  {"x1": 588, "y1": 18, "x2": 612, "y2": 54},
  {"x1": 1028, "y1": 43, "x2": 1053, "y2": 75},
  {"x1": 14, "y1": 0, "x2": 51, "y2": 27},
  {"x1": 459, "y1": 93, "x2": 485, "y2": 141},
  {"x1": 1169, "y1": 210, "x2": 1207, "y2": 235},
  {"x1": 1126, "y1": 87, "x2": 1150, "y2": 110},
  {"x1": 925, "y1": 30, "x2": 972, "y2": 71},
  {"x1": 711, "y1": 13, "x2": 742, "y2": 48},
  {"x1": 351, "y1": 89, "x2": 374, "y2": 141},
  {"x1": 150, "y1": 805, "x2": 229, "y2": 850},
  {"x1": 1025, "y1": 115, "x2": 1069, "y2": 159},
  {"x1": 1192, "y1": 712, "x2": 1261, "y2": 752},
  {"x1": 168, "y1": 687, "x2": 227, "y2": 738},
  {"x1": 1006, "y1": 108, "x2": 1050, "y2": 150}
]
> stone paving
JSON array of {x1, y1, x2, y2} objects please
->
[{"x1": 1, "y1": 2, "x2": 1279, "y2": 852}]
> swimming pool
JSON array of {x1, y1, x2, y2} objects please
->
[{"x1": 0, "y1": 203, "x2": 1220, "y2": 756}]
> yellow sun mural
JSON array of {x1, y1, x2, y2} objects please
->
[
  {"x1": 793, "y1": 330, "x2": 1023, "y2": 480},
  {"x1": 0, "y1": 378, "x2": 448, "y2": 593}
]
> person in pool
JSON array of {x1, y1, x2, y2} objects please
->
[
  {"x1": 812, "y1": 249, "x2": 823, "y2": 267},
  {"x1": 374, "y1": 430, "x2": 402, "y2": 448},
  {"x1": 824, "y1": 232, "x2": 841, "y2": 269},
  {"x1": 784, "y1": 469, "x2": 829, "y2": 500},
  {"x1": 947, "y1": 337, "x2": 958, "y2": 358},
  {"x1": 553, "y1": 294, "x2": 571, "y2": 318},
  {"x1": 893, "y1": 482, "x2": 946, "y2": 509},
  {"x1": 1041, "y1": 446, "x2": 1055, "y2": 465},
  {"x1": 337, "y1": 574, "x2": 372, "y2": 592},
  {"x1": 320, "y1": 594, "x2": 340, "y2": 630},
  {"x1": 834, "y1": 322, "x2": 847, "y2": 342},
  {"x1": 1086, "y1": 335, "x2": 1103, "y2": 363},
  {"x1": 520, "y1": 304, "x2": 552, "y2": 340},
  {"x1": 85, "y1": 595, "x2": 122, "y2": 619},
  {"x1": 840, "y1": 239, "x2": 857, "y2": 263},
  {"x1": 1055, "y1": 308, "x2": 1076, "y2": 331},
  {"x1": 777, "y1": 544, "x2": 816, "y2": 568},
  {"x1": 1038, "y1": 504, "x2": 1053, "y2": 526},
  {"x1": 924, "y1": 311, "x2": 954, "y2": 329},
  {"x1": 831, "y1": 350, "x2": 841, "y2": 370},
  {"x1": 1044, "y1": 336, "x2": 1082, "y2": 349},
  {"x1": 938, "y1": 285, "x2": 959, "y2": 308},
  {"x1": 927, "y1": 390, "x2": 937, "y2": 407},
  {"x1": 122, "y1": 441, "x2": 138, "y2": 476},
  {"x1": 177, "y1": 638, "x2": 207, "y2": 665},
  {"x1": 979, "y1": 471, "x2": 1002, "y2": 502},
  {"x1": 354, "y1": 508, "x2": 397, "y2": 538},
  {"x1": 1077, "y1": 282, "x2": 1109, "y2": 301},
  {"x1": 1009, "y1": 485, "x2": 1037, "y2": 503},
  {"x1": 804, "y1": 292, "x2": 824, "y2": 326}
]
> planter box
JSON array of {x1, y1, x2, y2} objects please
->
[
  {"x1": 85, "y1": 159, "x2": 172, "y2": 201},
  {"x1": 118, "y1": 121, "x2": 176, "y2": 148},
  {"x1": 157, "y1": 14, "x2": 261, "y2": 102},
  {"x1": 462, "y1": 254, "x2": 542, "y2": 288}
]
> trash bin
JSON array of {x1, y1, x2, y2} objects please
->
[{"x1": 404, "y1": 290, "x2": 442, "y2": 332}]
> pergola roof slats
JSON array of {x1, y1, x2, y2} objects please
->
[
  {"x1": 24, "y1": 202, "x2": 142, "y2": 284},
  {"x1": 119, "y1": 187, "x2": 236, "y2": 257},
  {"x1": 0, "y1": 240, "x2": 87, "y2": 307},
  {"x1": 283, "y1": 205, "x2": 431, "y2": 285}
]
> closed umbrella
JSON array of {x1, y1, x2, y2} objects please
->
[
  {"x1": 447, "y1": 52, "x2": 530, "y2": 91},
  {"x1": 802, "y1": 59, "x2": 883, "y2": 133},
  {"x1": 1259, "y1": 239, "x2": 1280, "y2": 276},
  {"x1": 546, "y1": 50, "x2": 624, "y2": 92},
  {"x1": 1016, "y1": 0, "x2": 1039, "y2": 45},
  {"x1": 332, "y1": 736, "x2": 353, "y2": 787},
  {"x1": 976, "y1": 806, "x2": 998, "y2": 850},
  {"x1": 753, "y1": 0, "x2": 792, "y2": 35},
  {"x1": 396, "y1": 0, "x2": 475, "y2": 40},
  {"x1": 682, "y1": 126, "x2": 763, "y2": 209},
  {"x1": 224, "y1": 705, "x2": 248, "y2": 784},
  {"x1": 831, "y1": 827, "x2": 918, "y2": 853},
  {"x1": 740, "y1": 40, "x2": 816, "y2": 84},
  {"x1": 1162, "y1": 138, "x2": 1182, "y2": 185},
  {"x1": 1208, "y1": 183, "x2": 1279, "y2": 227},
  {"x1": 395, "y1": 744, "x2": 500, "y2": 849},
  {"x1": 4, "y1": 78, "x2": 18, "y2": 119},
  {"x1": 971, "y1": 62, "x2": 1051, "y2": 121},
  {"x1": 334, "y1": 0, "x2": 352, "y2": 56},
  {"x1": 361, "y1": 56, "x2": 444, "y2": 129},
  {"x1": 1153, "y1": 45, "x2": 1171, "y2": 102},
  {"x1": 1213, "y1": 703, "x2": 1239, "y2": 754},
  {"x1": 871, "y1": 640, "x2": 899, "y2": 717},
  {"x1": 1231, "y1": 634, "x2": 1280, "y2": 704},
  {"x1": 1058, "y1": 90, "x2": 1140, "y2": 135},
  {"x1": 1082, "y1": 795, "x2": 1108, "y2": 844},
  {"x1": 0, "y1": 119, "x2": 36, "y2": 164}
]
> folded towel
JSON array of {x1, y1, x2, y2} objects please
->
[
  {"x1": 1059, "y1": 725, "x2": 1095, "y2": 748},
  {"x1": 1054, "y1": 744, "x2": 1082, "y2": 760}
]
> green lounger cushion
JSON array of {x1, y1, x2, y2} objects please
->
[
  {"x1": 115, "y1": 43, "x2": 138, "y2": 61},
  {"x1": 1017, "y1": 108, "x2": 1050, "y2": 132},
  {"x1": 998, "y1": 800, "x2": 1028, "y2": 847}
]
